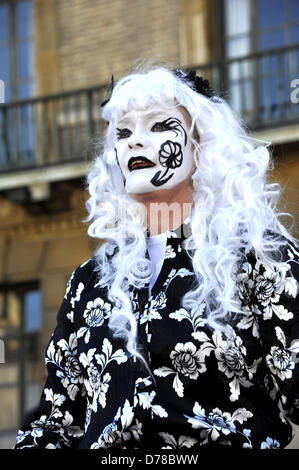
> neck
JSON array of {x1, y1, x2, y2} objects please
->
[{"x1": 130, "y1": 178, "x2": 193, "y2": 236}]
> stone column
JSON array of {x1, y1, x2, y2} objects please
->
[
  {"x1": 34, "y1": 0, "x2": 61, "y2": 164},
  {"x1": 179, "y1": 0, "x2": 211, "y2": 67}
]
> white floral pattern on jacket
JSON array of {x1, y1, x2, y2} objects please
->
[{"x1": 14, "y1": 222, "x2": 299, "y2": 449}]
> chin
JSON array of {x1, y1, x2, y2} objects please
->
[
  {"x1": 125, "y1": 178, "x2": 153, "y2": 195},
  {"x1": 128, "y1": 187, "x2": 154, "y2": 197}
]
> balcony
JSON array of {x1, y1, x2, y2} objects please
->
[
  {"x1": 0, "y1": 44, "x2": 299, "y2": 189},
  {"x1": 0, "y1": 84, "x2": 107, "y2": 201},
  {"x1": 192, "y1": 44, "x2": 299, "y2": 143}
]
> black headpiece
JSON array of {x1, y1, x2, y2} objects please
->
[
  {"x1": 172, "y1": 69, "x2": 220, "y2": 103},
  {"x1": 100, "y1": 69, "x2": 220, "y2": 108}
]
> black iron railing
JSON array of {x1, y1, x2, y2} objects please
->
[
  {"x1": 0, "y1": 85, "x2": 106, "y2": 172},
  {"x1": 190, "y1": 43, "x2": 299, "y2": 130},
  {"x1": 0, "y1": 44, "x2": 299, "y2": 173}
]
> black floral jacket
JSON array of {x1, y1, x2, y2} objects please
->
[{"x1": 14, "y1": 222, "x2": 299, "y2": 449}]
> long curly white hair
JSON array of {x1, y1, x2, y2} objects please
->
[{"x1": 83, "y1": 66, "x2": 296, "y2": 368}]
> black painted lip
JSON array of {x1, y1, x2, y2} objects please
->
[{"x1": 128, "y1": 156, "x2": 155, "y2": 172}]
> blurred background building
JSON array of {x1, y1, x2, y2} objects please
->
[{"x1": 0, "y1": 0, "x2": 298, "y2": 448}]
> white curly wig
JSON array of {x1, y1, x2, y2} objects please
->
[{"x1": 83, "y1": 65, "x2": 296, "y2": 369}]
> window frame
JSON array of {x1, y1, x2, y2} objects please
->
[
  {"x1": 0, "y1": 0, "x2": 35, "y2": 102},
  {"x1": 220, "y1": 0, "x2": 299, "y2": 127},
  {"x1": 222, "y1": 0, "x2": 299, "y2": 56},
  {"x1": 0, "y1": 280, "x2": 41, "y2": 434}
]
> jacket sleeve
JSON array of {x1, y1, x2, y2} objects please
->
[
  {"x1": 14, "y1": 267, "x2": 87, "y2": 449},
  {"x1": 254, "y1": 239, "x2": 299, "y2": 425}
]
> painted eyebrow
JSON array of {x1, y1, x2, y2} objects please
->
[{"x1": 117, "y1": 111, "x2": 173, "y2": 126}]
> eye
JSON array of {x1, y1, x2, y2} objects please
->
[
  {"x1": 116, "y1": 128, "x2": 132, "y2": 139},
  {"x1": 151, "y1": 121, "x2": 170, "y2": 132}
]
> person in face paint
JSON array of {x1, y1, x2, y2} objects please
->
[
  {"x1": 14, "y1": 67, "x2": 299, "y2": 450},
  {"x1": 114, "y1": 106, "x2": 194, "y2": 193},
  {"x1": 114, "y1": 104, "x2": 196, "y2": 235}
]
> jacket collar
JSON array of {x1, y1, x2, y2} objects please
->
[
  {"x1": 145, "y1": 216, "x2": 191, "y2": 242},
  {"x1": 165, "y1": 216, "x2": 192, "y2": 242}
]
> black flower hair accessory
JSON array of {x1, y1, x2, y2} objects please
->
[
  {"x1": 172, "y1": 69, "x2": 221, "y2": 103},
  {"x1": 101, "y1": 75, "x2": 115, "y2": 107}
]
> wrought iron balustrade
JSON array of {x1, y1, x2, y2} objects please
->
[
  {"x1": 0, "y1": 85, "x2": 105, "y2": 172},
  {"x1": 190, "y1": 43, "x2": 299, "y2": 131},
  {"x1": 0, "y1": 44, "x2": 299, "y2": 173}
]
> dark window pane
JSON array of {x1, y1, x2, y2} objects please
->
[
  {"x1": 18, "y1": 80, "x2": 34, "y2": 99},
  {"x1": 25, "y1": 346, "x2": 41, "y2": 380},
  {"x1": 0, "y1": 46, "x2": 10, "y2": 81},
  {"x1": 17, "y1": 40, "x2": 33, "y2": 80},
  {"x1": 6, "y1": 86, "x2": 10, "y2": 102},
  {"x1": 18, "y1": 104, "x2": 35, "y2": 163},
  {"x1": 24, "y1": 291, "x2": 41, "y2": 333},
  {"x1": 5, "y1": 338, "x2": 20, "y2": 362},
  {"x1": 0, "y1": 5, "x2": 9, "y2": 43},
  {"x1": 289, "y1": 0, "x2": 299, "y2": 21},
  {"x1": 0, "y1": 282, "x2": 41, "y2": 433},
  {"x1": 0, "y1": 292, "x2": 21, "y2": 334},
  {"x1": 24, "y1": 333, "x2": 42, "y2": 416},
  {"x1": 290, "y1": 26, "x2": 299, "y2": 44},
  {"x1": 258, "y1": 0, "x2": 284, "y2": 28},
  {"x1": 0, "y1": 337, "x2": 4, "y2": 363},
  {"x1": 5, "y1": 108, "x2": 19, "y2": 163},
  {"x1": 25, "y1": 382, "x2": 41, "y2": 414},
  {"x1": 0, "y1": 292, "x2": 4, "y2": 319},
  {"x1": 0, "y1": 110, "x2": 6, "y2": 166},
  {"x1": 259, "y1": 29, "x2": 285, "y2": 50},
  {"x1": 258, "y1": 54, "x2": 288, "y2": 75},
  {"x1": 258, "y1": 73, "x2": 290, "y2": 121},
  {"x1": 16, "y1": 0, "x2": 32, "y2": 38}
]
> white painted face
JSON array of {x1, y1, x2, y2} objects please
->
[{"x1": 114, "y1": 104, "x2": 195, "y2": 194}]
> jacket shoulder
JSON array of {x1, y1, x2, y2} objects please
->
[{"x1": 66, "y1": 257, "x2": 98, "y2": 296}]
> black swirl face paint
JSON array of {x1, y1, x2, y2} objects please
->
[
  {"x1": 149, "y1": 116, "x2": 187, "y2": 187},
  {"x1": 150, "y1": 140, "x2": 183, "y2": 187},
  {"x1": 113, "y1": 106, "x2": 194, "y2": 195},
  {"x1": 151, "y1": 117, "x2": 187, "y2": 146}
]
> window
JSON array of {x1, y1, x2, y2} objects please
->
[
  {"x1": 0, "y1": 0, "x2": 35, "y2": 101},
  {"x1": 257, "y1": 0, "x2": 299, "y2": 51},
  {"x1": 0, "y1": 0, "x2": 35, "y2": 167},
  {"x1": 223, "y1": 0, "x2": 299, "y2": 125},
  {"x1": 0, "y1": 283, "x2": 42, "y2": 446}
]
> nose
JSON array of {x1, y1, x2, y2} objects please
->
[
  {"x1": 127, "y1": 127, "x2": 145, "y2": 149},
  {"x1": 128, "y1": 140, "x2": 143, "y2": 149}
]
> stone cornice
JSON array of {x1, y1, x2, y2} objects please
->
[{"x1": 1, "y1": 213, "x2": 88, "y2": 240}]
